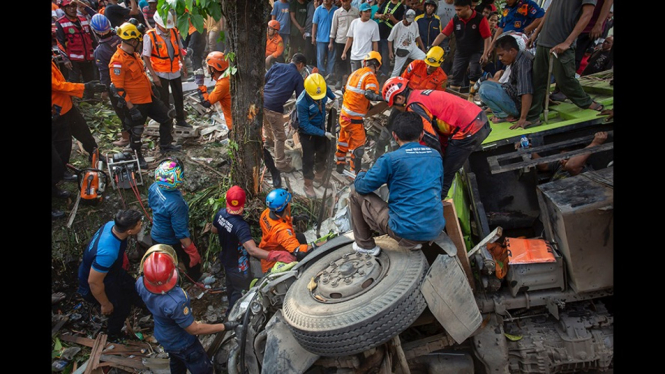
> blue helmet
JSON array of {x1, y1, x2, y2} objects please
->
[
  {"x1": 90, "y1": 14, "x2": 111, "y2": 35},
  {"x1": 154, "y1": 158, "x2": 185, "y2": 191},
  {"x1": 266, "y1": 188, "x2": 292, "y2": 212}
]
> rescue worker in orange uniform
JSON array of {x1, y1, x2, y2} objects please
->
[
  {"x1": 109, "y1": 20, "x2": 181, "y2": 169},
  {"x1": 265, "y1": 20, "x2": 285, "y2": 70},
  {"x1": 400, "y1": 46, "x2": 448, "y2": 91},
  {"x1": 55, "y1": 0, "x2": 98, "y2": 100},
  {"x1": 382, "y1": 76, "x2": 492, "y2": 199},
  {"x1": 258, "y1": 189, "x2": 318, "y2": 274},
  {"x1": 336, "y1": 51, "x2": 384, "y2": 175},
  {"x1": 52, "y1": 58, "x2": 106, "y2": 202},
  {"x1": 375, "y1": 46, "x2": 449, "y2": 159},
  {"x1": 142, "y1": 10, "x2": 191, "y2": 128},
  {"x1": 198, "y1": 51, "x2": 233, "y2": 130}
]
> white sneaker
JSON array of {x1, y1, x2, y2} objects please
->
[{"x1": 353, "y1": 242, "x2": 381, "y2": 256}]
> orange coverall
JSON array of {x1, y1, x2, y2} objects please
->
[
  {"x1": 258, "y1": 208, "x2": 308, "y2": 273},
  {"x1": 206, "y1": 75, "x2": 233, "y2": 129},
  {"x1": 336, "y1": 66, "x2": 380, "y2": 173},
  {"x1": 401, "y1": 59, "x2": 448, "y2": 91},
  {"x1": 266, "y1": 32, "x2": 285, "y2": 59}
]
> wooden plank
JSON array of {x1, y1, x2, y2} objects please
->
[
  {"x1": 99, "y1": 355, "x2": 148, "y2": 370},
  {"x1": 84, "y1": 333, "x2": 107, "y2": 374},
  {"x1": 442, "y1": 199, "x2": 475, "y2": 291},
  {"x1": 51, "y1": 315, "x2": 69, "y2": 337},
  {"x1": 60, "y1": 334, "x2": 95, "y2": 347}
]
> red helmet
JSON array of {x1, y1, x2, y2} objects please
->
[
  {"x1": 60, "y1": 0, "x2": 73, "y2": 6},
  {"x1": 206, "y1": 51, "x2": 229, "y2": 72},
  {"x1": 382, "y1": 77, "x2": 409, "y2": 107},
  {"x1": 268, "y1": 20, "x2": 280, "y2": 31},
  {"x1": 142, "y1": 247, "x2": 178, "y2": 294}
]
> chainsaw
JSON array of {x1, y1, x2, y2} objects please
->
[{"x1": 67, "y1": 148, "x2": 110, "y2": 205}]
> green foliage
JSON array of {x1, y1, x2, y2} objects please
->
[{"x1": 160, "y1": 0, "x2": 224, "y2": 36}]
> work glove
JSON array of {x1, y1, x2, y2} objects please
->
[
  {"x1": 267, "y1": 250, "x2": 296, "y2": 264},
  {"x1": 324, "y1": 131, "x2": 335, "y2": 140},
  {"x1": 84, "y1": 80, "x2": 107, "y2": 95},
  {"x1": 223, "y1": 321, "x2": 240, "y2": 331},
  {"x1": 183, "y1": 242, "x2": 201, "y2": 267},
  {"x1": 129, "y1": 106, "x2": 143, "y2": 122},
  {"x1": 364, "y1": 89, "x2": 384, "y2": 102}
]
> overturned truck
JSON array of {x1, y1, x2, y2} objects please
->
[{"x1": 210, "y1": 71, "x2": 614, "y2": 374}]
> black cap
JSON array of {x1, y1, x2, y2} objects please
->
[{"x1": 291, "y1": 53, "x2": 307, "y2": 66}]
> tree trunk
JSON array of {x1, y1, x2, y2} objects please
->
[{"x1": 222, "y1": 0, "x2": 270, "y2": 198}]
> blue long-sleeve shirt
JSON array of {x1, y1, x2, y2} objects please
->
[
  {"x1": 295, "y1": 86, "x2": 336, "y2": 136},
  {"x1": 354, "y1": 142, "x2": 446, "y2": 241},
  {"x1": 148, "y1": 183, "x2": 191, "y2": 245},
  {"x1": 263, "y1": 62, "x2": 305, "y2": 113}
]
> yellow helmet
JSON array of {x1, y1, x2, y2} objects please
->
[
  {"x1": 363, "y1": 51, "x2": 382, "y2": 68},
  {"x1": 304, "y1": 73, "x2": 327, "y2": 100},
  {"x1": 425, "y1": 46, "x2": 445, "y2": 67},
  {"x1": 116, "y1": 22, "x2": 142, "y2": 41}
]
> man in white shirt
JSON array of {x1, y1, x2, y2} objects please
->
[
  {"x1": 329, "y1": 0, "x2": 359, "y2": 87},
  {"x1": 342, "y1": 2, "x2": 380, "y2": 72},
  {"x1": 387, "y1": 9, "x2": 426, "y2": 77}
]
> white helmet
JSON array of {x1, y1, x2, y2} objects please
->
[{"x1": 153, "y1": 11, "x2": 176, "y2": 29}]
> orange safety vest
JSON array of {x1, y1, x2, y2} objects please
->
[
  {"x1": 146, "y1": 28, "x2": 182, "y2": 73},
  {"x1": 401, "y1": 59, "x2": 448, "y2": 91},
  {"x1": 208, "y1": 76, "x2": 233, "y2": 130},
  {"x1": 265, "y1": 33, "x2": 284, "y2": 58},
  {"x1": 258, "y1": 208, "x2": 308, "y2": 273},
  {"x1": 57, "y1": 14, "x2": 95, "y2": 62},
  {"x1": 52, "y1": 60, "x2": 84, "y2": 116},
  {"x1": 109, "y1": 45, "x2": 153, "y2": 105},
  {"x1": 341, "y1": 66, "x2": 380, "y2": 119}
]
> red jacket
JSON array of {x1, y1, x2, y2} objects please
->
[{"x1": 57, "y1": 15, "x2": 95, "y2": 62}]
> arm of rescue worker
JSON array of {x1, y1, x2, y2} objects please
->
[
  {"x1": 88, "y1": 268, "x2": 114, "y2": 315},
  {"x1": 141, "y1": 34, "x2": 161, "y2": 86},
  {"x1": 271, "y1": 38, "x2": 285, "y2": 59},
  {"x1": 274, "y1": 228, "x2": 311, "y2": 256},
  {"x1": 401, "y1": 61, "x2": 415, "y2": 81},
  {"x1": 184, "y1": 320, "x2": 237, "y2": 336},
  {"x1": 561, "y1": 131, "x2": 608, "y2": 176},
  {"x1": 354, "y1": 153, "x2": 390, "y2": 194},
  {"x1": 431, "y1": 19, "x2": 452, "y2": 47},
  {"x1": 55, "y1": 22, "x2": 72, "y2": 68},
  {"x1": 52, "y1": 68, "x2": 85, "y2": 98},
  {"x1": 207, "y1": 79, "x2": 233, "y2": 129}
]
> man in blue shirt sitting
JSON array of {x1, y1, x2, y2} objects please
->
[
  {"x1": 263, "y1": 53, "x2": 308, "y2": 172},
  {"x1": 349, "y1": 111, "x2": 446, "y2": 256}
]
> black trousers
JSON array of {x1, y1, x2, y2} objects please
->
[
  {"x1": 54, "y1": 105, "x2": 98, "y2": 162},
  {"x1": 188, "y1": 30, "x2": 207, "y2": 72},
  {"x1": 124, "y1": 95, "x2": 174, "y2": 149},
  {"x1": 333, "y1": 42, "x2": 350, "y2": 82},
  {"x1": 82, "y1": 270, "x2": 145, "y2": 336},
  {"x1": 52, "y1": 142, "x2": 66, "y2": 188},
  {"x1": 68, "y1": 60, "x2": 97, "y2": 99},
  {"x1": 157, "y1": 76, "x2": 185, "y2": 121},
  {"x1": 304, "y1": 36, "x2": 316, "y2": 69},
  {"x1": 300, "y1": 132, "x2": 329, "y2": 180},
  {"x1": 450, "y1": 50, "x2": 483, "y2": 87}
]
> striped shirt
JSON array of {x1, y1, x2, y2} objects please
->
[{"x1": 502, "y1": 50, "x2": 534, "y2": 111}]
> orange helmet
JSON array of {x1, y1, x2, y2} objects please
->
[
  {"x1": 382, "y1": 76, "x2": 409, "y2": 106},
  {"x1": 268, "y1": 20, "x2": 280, "y2": 31},
  {"x1": 206, "y1": 51, "x2": 229, "y2": 72},
  {"x1": 141, "y1": 245, "x2": 179, "y2": 294}
]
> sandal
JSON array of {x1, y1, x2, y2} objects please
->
[{"x1": 589, "y1": 101, "x2": 604, "y2": 112}]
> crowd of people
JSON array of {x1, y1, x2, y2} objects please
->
[{"x1": 54, "y1": 1, "x2": 614, "y2": 371}]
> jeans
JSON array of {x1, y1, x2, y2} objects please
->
[
  {"x1": 316, "y1": 41, "x2": 336, "y2": 77},
  {"x1": 167, "y1": 339, "x2": 213, "y2": 374},
  {"x1": 478, "y1": 81, "x2": 519, "y2": 119},
  {"x1": 378, "y1": 39, "x2": 391, "y2": 77}
]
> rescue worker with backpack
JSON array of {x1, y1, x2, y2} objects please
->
[
  {"x1": 198, "y1": 51, "x2": 233, "y2": 130},
  {"x1": 136, "y1": 245, "x2": 239, "y2": 373},
  {"x1": 148, "y1": 158, "x2": 202, "y2": 283},
  {"x1": 258, "y1": 189, "x2": 320, "y2": 274},
  {"x1": 382, "y1": 76, "x2": 492, "y2": 199},
  {"x1": 336, "y1": 51, "x2": 384, "y2": 175},
  {"x1": 89, "y1": 13, "x2": 130, "y2": 147},
  {"x1": 142, "y1": 9, "x2": 192, "y2": 129},
  {"x1": 109, "y1": 19, "x2": 181, "y2": 169},
  {"x1": 295, "y1": 73, "x2": 337, "y2": 198}
]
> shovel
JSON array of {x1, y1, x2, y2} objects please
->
[{"x1": 544, "y1": 51, "x2": 557, "y2": 123}]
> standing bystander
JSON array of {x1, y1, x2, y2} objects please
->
[
  {"x1": 272, "y1": 0, "x2": 293, "y2": 59},
  {"x1": 342, "y1": 2, "x2": 380, "y2": 72},
  {"x1": 290, "y1": 0, "x2": 310, "y2": 58},
  {"x1": 387, "y1": 9, "x2": 427, "y2": 77},
  {"x1": 329, "y1": 0, "x2": 360, "y2": 88},
  {"x1": 312, "y1": 0, "x2": 339, "y2": 78},
  {"x1": 374, "y1": 0, "x2": 406, "y2": 80}
]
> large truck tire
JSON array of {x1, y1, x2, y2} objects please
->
[{"x1": 282, "y1": 236, "x2": 429, "y2": 356}]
